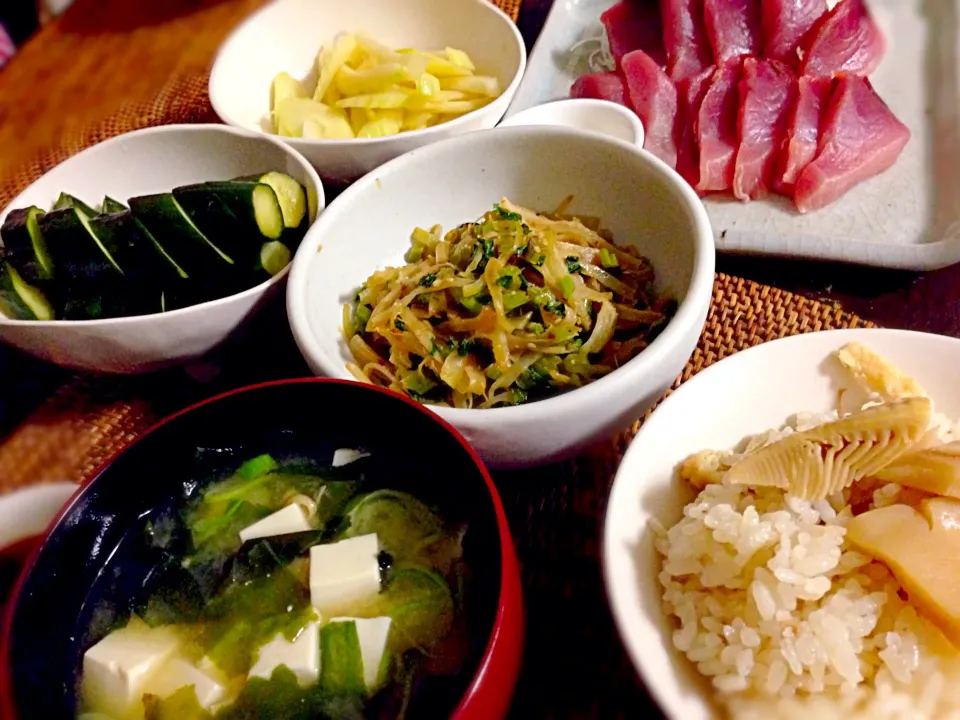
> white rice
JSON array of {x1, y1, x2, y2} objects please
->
[{"x1": 656, "y1": 406, "x2": 960, "y2": 719}]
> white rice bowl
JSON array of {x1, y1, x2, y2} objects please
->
[{"x1": 603, "y1": 330, "x2": 960, "y2": 720}]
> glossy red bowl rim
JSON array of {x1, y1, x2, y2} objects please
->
[{"x1": 0, "y1": 377, "x2": 524, "y2": 720}]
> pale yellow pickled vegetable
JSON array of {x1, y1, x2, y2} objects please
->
[
  {"x1": 266, "y1": 32, "x2": 503, "y2": 140},
  {"x1": 271, "y1": 72, "x2": 307, "y2": 112}
]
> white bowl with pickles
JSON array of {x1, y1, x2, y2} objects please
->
[
  {"x1": 0, "y1": 124, "x2": 323, "y2": 374},
  {"x1": 208, "y1": 0, "x2": 526, "y2": 184}
]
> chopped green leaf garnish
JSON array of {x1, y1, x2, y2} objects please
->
[
  {"x1": 565, "y1": 256, "x2": 581, "y2": 274},
  {"x1": 482, "y1": 238, "x2": 496, "y2": 258},
  {"x1": 419, "y1": 273, "x2": 437, "y2": 287},
  {"x1": 515, "y1": 243, "x2": 527, "y2": 256},
  {"x1": 493, "y1": 203, "x2": 522, "y2": 222},
  {"x1": 535, "y1": 255, "x2": 545, "y2": 267},
  {"x1": 394, "y1": 318, "x2": 406, "y2": 331},
  {"x1": 496, "y1": 275, "x2": 513, "y2": 289}
]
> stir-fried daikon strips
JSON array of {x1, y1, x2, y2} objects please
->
[
  {"x1": 833, "y1": 341, "x2": 927, "y2": 402},
  {"x1": 725, "y1": 396, "x2": 932, "y2": 500}
]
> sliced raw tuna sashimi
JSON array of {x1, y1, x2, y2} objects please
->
[
  {"x1": 777, "y1": 75, "x2": 833, "y2": 190},
  {"x1": 570, "y1": 72, "x2": 628, "y2": 105},
  {"x1": 696, "y1": 61, "x2": 742, "y2": 193},
  {"x1": 621, "y1": 49, "x2": 680, "y2": 167},
  {"x1": 733, "y1": 57, "x2": 796, "y2": 200},
  {"x1": 800, "y1": 0, "x2": 885, "y2": 78},
  {"x1": 600, "y1": 0, "x2": 667, "y2": 69},
  {"x1": 659, "y1": 0, "x2": 714, "y2": 80},
  {"x1": 794, "y1": 75, "x2": 909, "y2": 213},
  {"x1": 703, "y1": 0, "x2": 762, "y2": 64},
  {"x1": 762, "y1": 0, "x2": 827, "y2": 67},
  {"x1": 676, "y1": 68, "x2": 715, "y2": 187}
]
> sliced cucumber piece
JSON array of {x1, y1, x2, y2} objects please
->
[
  {"x1": 40, "y1": 208, "x2": 124, "y2": 282},
  {"x1": 52, "y1": 192, "x2": 97, "y2": 218},
  {"x1": 172, "y1": 184, "x2": 262, "y2": 267},
  {"x1": 245, "y1": 172, "x2": 307, "y2": 230},
  {"x1": 132, "y1": 217, "x2": 189, "y2": 281},
  {"x1": 206, "y1": 181, "x2": 284, "y2": 241},
  {"x1": 1, "y1": 206, "x2": 54, "y2": 281},
  {"x1": 129, "y1": 193, "x2": 235, "y2": 276},
  {"x1": 259, "y1": 241, "x2": 291, "y2": 276},
  {"x1": 0, "y1": 262, "x2": 55, "y2": 320},
  {"x1": 101, "y1": 196, "x2": 128, "y2": 214}
]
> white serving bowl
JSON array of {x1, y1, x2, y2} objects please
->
[
  {"x1": 208, "y1": 0, "x2": 526, "y2": 184},
  {"x1": 286, "y1": 123, "x2": 715, "y2": 468},
  {"x1": 603, "y1": 328, "x2": 960, "y2": 719},
  {"x1": 0, "y1": 124, "x2": 324, "y2": 374}
]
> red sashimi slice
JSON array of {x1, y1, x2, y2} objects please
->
[
  {"x1": 570, "y1": 72, "x2": 628, "y2": 105},
  {"x1": 762, "y1": 0, "x2": 827, "y2": 67},
  {"x1": 777, "y1": 75, "x2": 833, "y2": 191},
  {"x1": 733, "y1": 57, "x2": 796, "y2": 200},
  {"x1": 675, "y1": 68, "x2": 715, "y2": 187},
  {"x1": 794, "y1": 75, "x2": 909, "y2": 213},
  {"x1": 600, "y1": 0, "x2": 668, "y2": 68},
  {"x1": 703, "y1": 0, "x2": 762, "y2": 64},
  {"x1": 659, "y1": 0, "x2": 714, "y2": 80},
  {"x1": 621, "y1": 49, "x2": 680, "y2": 167},
  {"x1": 800, "y1": 0, "x2": 885, "y2": 78},
  {"x1": 695, "y1": 62, "x2": 742, "y2": 192}
]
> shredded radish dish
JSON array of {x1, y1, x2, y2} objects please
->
[{"x1": 342, "y1": 197, "x2": 676, "y2": 408}]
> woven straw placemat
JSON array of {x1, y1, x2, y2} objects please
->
[{"x1": 0, "y1": 24, "x2": 872, "y2": 716}]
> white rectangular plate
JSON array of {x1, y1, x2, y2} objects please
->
[{"x1": 507, "y1": 0, "x2": 960, "y2": 270}]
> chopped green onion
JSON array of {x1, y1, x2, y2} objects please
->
[
  {"x1": 496, "y1": 275, "x2": 513, "y2": 289},
  {"x1": 565, "y1": 256, "x2": 581, "y2": 274},
  {"x1": 599, "y1": 248, "x2": 619, "y2": 268},
  {"x1": 563, "y1": 352, "x2": 591, "y2": 375},
  {"x1": 535, "y1": 255, "x2": 545, "y2": 267},
  {"x1": 401, "y1": 370, "x2": 436, "y2": 397},
  {"x1": 559, "y1": 276, "x2": 575, "y2": 299},
  {"x1": 411, "y1": 227, "x2": 432, "y2": 245},
  {"x1": 502, "y1": 290, "x2": 528, "y2": 311},
  {"x1": 483, "y1": 238, "x2": 496, "y2": 258},
  {"x1": 353, "y1": 304, "x2": 372, "y2": 332},
  {"x1": 404, "y1": 244, "x2": 424, "y2": 263},
  {"x1": 570, "y1": 337, "x2": 584, "y2": 350},
  {"x1": 394, "y1": 318, "x2": 406, "y2": 331},
  {"x1": 429, "y1": 340, "x2": 439, "y2": 355},
  {"x1": 508, "y1": 388, "x2": 528, "y2": 405},
  {"x1": 515, "y1": 244, "x2": 528, "y2": 256},
  {"x1": 459, "y1": 295, "x2": 483, "y2": 314},
  {"x1": 419, "y1": 273, "x2": 437, "y2": 287},
  {"x1": 527, "y1": 322, "x2": 544, "y2": 335}
]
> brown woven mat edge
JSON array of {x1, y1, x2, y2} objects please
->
[{"x1": 0, "y1": 272, "x2": 873, "y2": 490}]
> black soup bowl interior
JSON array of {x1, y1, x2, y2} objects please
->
[{"x1": 2, "y1": 379, "x2": 505, "y2": 719}]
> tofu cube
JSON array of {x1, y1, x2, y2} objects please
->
[
  {"x1": 309, "y1": 534, "x2": 381, "y2": 615},
  {"x1": 81, "y1": 620, "x2": 181, "y2": 718},
  {"x1": 248, "y1": 620, "x2": 321, "y2": 687},
  {"x1": 238, "y1": 504, "x2": 312, "y2": 543},
  {"x1": 332, "y1": 448, "x2": 370, "y2": 467},
  {"x1": 141, "y1": 657, "x2": 226, "y2": 709},
  {"x1": 329, "y1": 616, "x2": 393, "y2": 691}
]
